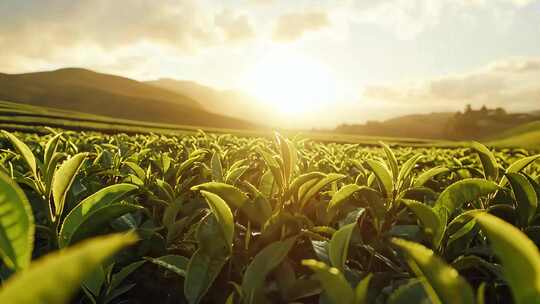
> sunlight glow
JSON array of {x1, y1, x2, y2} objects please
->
[{"x1": 242, "y1": 48, "x2": 337, "y2": 115}]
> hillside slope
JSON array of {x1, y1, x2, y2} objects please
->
[
  {"x1": 335, "y1": 112, "x2": 455, "y2": 139},
  {"x1": 0, "y1": 68, "x2": 255, "y2": 129},
  {"x1": 146, "y1": 78, "x2": 276, "y2": 123},
  {"x1": 488, "y1": 121, "x2": 540, "y2": 148}
]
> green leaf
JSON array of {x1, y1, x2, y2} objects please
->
[
  {"x1": 191, "y1": 182, "x2": 248, "y2": 209},
  {"x1": 82, "y1": 264, "x2": 106, "y2": 297},
  {"x1": 299, "y1": 173, "x2": 345, "y2": 210},
  {"x1": 391, "y1": 238, "x2": 475, "y2": 304},
  {"x1": 387, "y1": 279, "x2": 430, "y2": 304},
  {"x1": 451, "y1": 255, "x2": 502, "y2": 279},
  {"x1": 433, "y1": 178, "x2": 498, "y2": 220},
  {"x1": 59, "y1": 184, "x2": 138, "y2": 247},
  {"x1": 286, "y1": 172, "x2": 325, "y2": 203},
  {"x1": 43, "y1": 133, "x2": 62, "y2": 168},
  {"x1": 184, "y1": 250, "x2": 226, "y2": 304},
  {"x1": 397, "y1": 155, "x2": 423, "y2": 191},
  {"x1": 257, "y1": 147, "x2": 285, "y2": 190},
  {"x1": 301, "y1": 259, "x2": 355, "y2": 304},
  {"x1": 0, "y1": 171, "x2": 34, "y2": 270},
  {"x1": 500, "y1": 154, "x2": 540, "y2": 187},
  {"x1": 211, "y1": 151, "x2": 223, "y2": 182},
  {"x1": 123, "y1": 162, "x2": 146, "y2": 180},
  {"x1": 380, "y1": 142, "x2": 399, "y2": 181},
  {"x1": 327, "y1": 184, "x2": 371, "y2": 212},
  {"x1": 365, "y1": 159, "x2": 393, "y2": 198},
  {"x1": 471, "y1": 141, "x2": 499, "y2": 181},
  {"x1": 63, "y1": 203, "x2": 144, "y2": 247},
  {"x1": 354, "y1": 273, "x2": 372, "y2": 304},
  {"x1": 476, "y1": 282, "x2": 486, "y2": 304},
  {"x1": 241, "y1": 181, "x2": 272, "y2": 225},
  {"x1": 242, "y1": 237, "x2": 297, "y2": 304},
  {"x1": 196, "y1": 214, "x2": 230, "y2": 258},
  {"x1": 506, "y1": 173, "x2": 538, "y2": 226},
  {"x1": 403, "y1": 200, "x2": 445, "y2": 249},
  {"x1": 225, "y1": 165, "x2": 248, "y2": 185},
  {"x1": 44, "y1": 152, "x2": 64, "y2": 197},
  {"x1": 176, "y1": 154, "x2": 203, "y2": 179},
  {"x1": 146, "y1": 255, "x2": 188, "y2": 277},
  {"x1": 0, "y1": 233, "x2": 136, "y2": 304},
  {"x1": 2, "y1": 131, "x2": 39, "y2": 181},
  {"x1": 329, "y1": 223, "x2": 355, "y2": 271},
  {"x1": 474, "y1": 213, "x2": 540, "y2": 304},
  {"x1": 52, "y1": 153, "x2": 88, "y2": 219},
  {"x1": 275, "y1": 133, "x2": 297, "y2": 186},
  {"x1": 193, "y1": 182, "x2": 269, "y2": 226},
  {"x1": 414, "y1": 167, "x2": 449, "y2": 187},
  {"x1": 447, "y1": 210, "x2": 483, "y2": 246},
  {"x1": 108, "y1": 260, "x2": 145, "y2": 293},
  {"x1": 200, "y1": 191, "x2": 234, "y2": 252}
]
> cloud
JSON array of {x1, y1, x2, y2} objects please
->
[
  {"x1": 0, "y1": 0, "x2": 259, "y2": 73},
  {"x1": 344, "y1": 0, "x2": 538, "y2": 40},
  {"x1": 488, "y1": 58, "x2": 540, "y2": 73},
  {"x1": 272, "y1": 11, "x2": 330, "y2": 41},
  {"x1": 362, "y1": 57, "x2": 540, "y2": 111},
  {"x1": 215, "y1": 9, "x2": 255, "y2": 42}
]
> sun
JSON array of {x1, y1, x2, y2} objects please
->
[{"x1": 242, "y1": 48, "x2": 337, "y2": 115}]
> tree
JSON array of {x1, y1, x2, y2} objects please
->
[
  {"x1": 480, "y1": 105, "x2": 488, "y2": 114},
  {"x1": 495, "y1": 107, "x2": 506, "y2": 116}
]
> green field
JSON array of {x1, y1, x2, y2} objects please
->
[
  {"x1": 0, "y1": 117, "x2": 538, "y2": 303},
  {"x1": 488, "y1": 121, "x2": 540, "y2": 149},
  {"x1": 0, "y1": 99, "x2": 452, "y2": 146}
]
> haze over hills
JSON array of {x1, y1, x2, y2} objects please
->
[
  {"x1": 0, "y1": 68, "x2": 255, "y2": 129},
  {"x1": 0, "y1": 67, "x2": 539, "y2": 142},
  {"x1": 335, "y1": 112, "x2": 455, "y2": 139},
  {"x1": 335, "y1": 106, "x2": 540, "y2": 140},
  {"x1": 146, "y1": 78, "x2": 278, "y2": 124}
]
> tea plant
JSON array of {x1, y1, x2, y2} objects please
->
[{"x1": 0, "y1": 129, "x2": 539, "y2": 303}]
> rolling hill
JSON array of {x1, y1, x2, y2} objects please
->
[
  {"x1": 488, "y1": 121, "x2": 540, "y2": 148},
  {"x1": 334, "y1": 112, "x2": 456, "y2": 139},
  {"x1": 146, "y1": 78, "x2": 277, "y2": 123},
  {"x1": 335, "y1": 109, "x2": 540, "y2": 141},
  {"x1": 0, "y1": 68, "x2": 255, "y2": 129}
]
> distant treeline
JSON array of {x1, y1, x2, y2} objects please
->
[{"x1": 334, "y1": 105, "x2": 539, "y2": 140}]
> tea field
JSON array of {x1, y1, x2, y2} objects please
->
[{"x1": 0, "y1": 128, "x2": 539, "y2": 304}]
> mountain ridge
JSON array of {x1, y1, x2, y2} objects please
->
[{"x1": 0, "y1": 68, "x2": 255, "y2": 129}]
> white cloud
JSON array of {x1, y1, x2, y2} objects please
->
[
  {"x1": 272, "y1": 11, "x2": 330, "y2": 41},
  {"x1": 362, "y1": 57, "x2": 540, "y2": 111},
  {"x1": 0, "y1": 0, "x2": 258, "y2": 73}
]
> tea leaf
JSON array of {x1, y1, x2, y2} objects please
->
[
  {"x1": 52, "y1": 153, "x2": 88, "y2": 219},
  {"x1": 475, "y1": 213, "x2": 540, "y2": 304},
  {"x1": 0, "y1": 171, "x2": 34, "y2": 270},
  {"x1": 59, "y1": 184, "x2": 138, "y2": 247},
  {"x1": 433, "y1": 178, "x2": 498, "y2": 219},
  {"x1": 0, "y1": 233, "x2": 136, "y2": 304},
  {"x1": 471, "y1": 141, "x2": 499, "y2": 181},
  {"x1": 302, "y1": 259, "x2": 355, "y2": 304},
  {"x1": 242, "y1": 237, "x2": 297, "y2": 304},
  {"x1": 200, "y1": 190, "x2": 234, "y2": 251},
  {"x1": 506, "y1": 173, "x2": 538, "y2": 226},
  {"x1": 392, "y1": 238, "x2": 475, "y2": 304},
  {"x1": 329, "y1": 223, "x2": 355, "y2": 271}
]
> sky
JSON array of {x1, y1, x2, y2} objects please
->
[{"x1": 1, "y1": 0, "x2": 540, "y2": 127}]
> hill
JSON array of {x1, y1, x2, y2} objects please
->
[
  {"x1": 0, "y1": 68, "x2": 255, "y2": 129},
  {"x1": 488, "y1": 121, "x2": 540, "y2": 148},
  {"x1": 146, "y1": 78, "x2": 276, "y2": 124},
  {"x1": 334, "y1": 112, "x2": 456, "y2": 139},
  {"x1": 335, "y1": 106, "x2": 540, "y2": 140}
]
